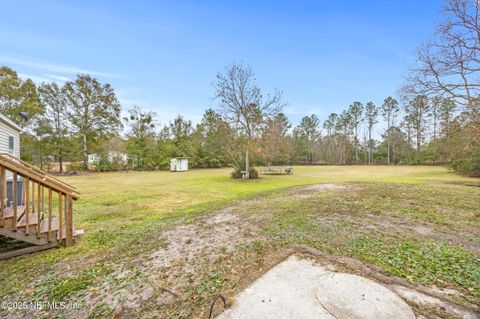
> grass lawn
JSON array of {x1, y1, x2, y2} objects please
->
[{"x1": 0, "y1": 165, "x2": 479, "y2": 318}]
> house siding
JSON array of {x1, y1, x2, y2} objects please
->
[
  {"x1": 0, "y1": 122, "x2": 20, "y2": 158},
  {"x1": 0, "y1": 117, "x2": 21, "y2": 181}
]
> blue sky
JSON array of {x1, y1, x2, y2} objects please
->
[{"x1": 0, "y1": 0, "x2": 442, "y2": 127}]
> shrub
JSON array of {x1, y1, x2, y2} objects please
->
[
  {"x1": 95, "y1": 153, "x2": 128, "y2": 171},
  {"x1": 66, "y1": 162, "x2": 84, "y2": 172},
  {"x1": 409, "y1": 158, "x2": 420, "y2": 165},
  {"x1": 451, "y1": 156, "x2": 480, "y2": 177},
  {"x1": 231, "y1": 167, "x2": 259, "y2": 179},
  {"x1": 96, "y1": 153, "x2": 113, "y2": 171}
]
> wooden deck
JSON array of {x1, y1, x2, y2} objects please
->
[{"x1": 0, "y1": 153, "x2": 81, "y2": 259}]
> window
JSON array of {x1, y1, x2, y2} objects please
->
[{"x1": 8, "y1": 136, "x2": 14, "y2": 151}]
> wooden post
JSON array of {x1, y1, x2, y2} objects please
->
[
  {"x1": 37, "y1": 182, "x2": 42, "y2": 238},
  {"x1": 22, "y1": 177, "x2": 26, "y2": 206},
  {"x1": 0, "y1": 165, "x2": 4, "y2": 227},
  {"x1": 37, "y1": 186, "x2": 45, "y2": 238},
  {"x1": 58, "y1": 193, "x2": 63, "y2": 242},
  {"x1": 23, "y1": 177, "x2": 30, "y2": 218},
  {"x1": 41, "y1": 186, "x2": 45, "y2": 223},
  {"x1": 48, "y1": 187, "x2": 52, "y2": 242},
  {"x1": 12, "y1": 172, "x2": 17, "y2": 230},
  {"x1": 25, "y1": 177, "x2": 29, "y2": 235},
  {"x1": 31, "y1": 180, "x2": 35, "y2": 213},
  {"x1": 37, "y1": 183, "x2": 41, "y2": 214},
  {"x1": 65, "y1": 194, "x2": 73, "y2": 246}
]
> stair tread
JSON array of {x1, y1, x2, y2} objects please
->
[
  {"x1": 17, "y1": 212, "x2": 43, "y2": 227},
  {"x1": 0, "y1": 227, "x2": 51, "y2": 245},
  {"x1": 2, "y1": 206, "x2": 25, "y2": 219},
  {"x1": 40, "y1": 217, "x2": 75, "y2": 241},
  {"x1": 39, "y1": 216, "x2": 60, "y2": 233}
]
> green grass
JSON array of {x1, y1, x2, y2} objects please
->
[
  {"x1": 42, "y1": 264, "x2": 114, "y2": 301},
  {"x1": 347, "y1": 236, "x2": 480, "y2": 293},
  {"x1": 262, "y1": 181, "x2": 480, "y2": 304},
  {"x1": 67, "y1": 165, "x2": 473, "y2": 244},
  {"x1": 0, "y1": 165, "x2": 478, "y2": 318}
]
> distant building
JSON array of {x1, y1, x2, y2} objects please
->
[
  {"x1": 170, "y1": 157, "x2": 189, "y2": 172},
  {"x1": 88, "y1": 151, "x2": 128, "y2": 164},
  {"x1": 0, "y1": 113, "x2": 21, "y2": 158}
]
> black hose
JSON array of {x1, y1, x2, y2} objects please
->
[{"x1": 207, "y1": 295, "x2": 226, "y2": 319}]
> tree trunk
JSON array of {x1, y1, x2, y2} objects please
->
[
  {"x1": 416, "y1": 113, "x2": 422, "y2": 159},
  {"x1": 244, "y1": 148, "x2": 249, "y2": 180},
  {"x1": 387, "y1": 115, "x2": 391, "y2": 164},
  {"x1": 82, "y1": 133, "x2": 88, "y2": 171},
  {"x1": 364, "y1": 136, "x2": 367, "y2": 164},
  {"x1": 354, "y1": 126, "x2": 358, "y2": 162},
  {"x1": 387, "y1": 132, "x2": 390, "y2": 164},
  {"x1": 416, "y1": 131, "x2": 421, "y2": 157},
  {"x1": 59, "y1": 155, "x2": 63, "y2": 174},
  {"x1": 368, "y1": 127, "x2": 372, "y2": 164}
]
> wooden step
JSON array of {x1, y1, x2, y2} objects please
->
[
  {"x1": 17, "y1": 212, "x2": 43, "y2": 228},
  {"x1": 40, "y1": 217, "x2": 65, "y2": 241},
  {"x1": 0, "y1": 227, "x2": 52, "y2": 245},
  {"x1": 39, "y1": 216, "x2": 59, "y2": 234},
  {"x1": 40, "y1": 218, "x2": 83, "y2": 241},
  {"x1": 1, "y1": 205, "x2": 26, "y2": 219}
]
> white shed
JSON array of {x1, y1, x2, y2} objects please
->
[
  {"x1": 0, "y1": 113, "x2": 21, "y2": 158},
  {"x1": 170, "y1": 157, "x2": 189, "y2": 172}
]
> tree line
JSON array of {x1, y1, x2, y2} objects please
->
[{"x1": 0, "y1": 0, "x2": 478, "y2": 177}]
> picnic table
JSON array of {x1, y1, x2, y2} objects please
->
[{"x1": 259, "y1": 166, "x2": 294, "y2": 175}]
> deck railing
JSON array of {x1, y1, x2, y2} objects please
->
[{"x1": 0, "y1": 153, "x2": 79, "y2": 246}]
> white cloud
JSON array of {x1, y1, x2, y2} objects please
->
[
  {"x1": 47, "y1": 74, "x2": 70, "y2": 82},
  {"x1": 284, "y1": 105, "x2": 302, "y2": 116},
  {"x1": 116, "y1": 87, "x2": 146, "y2": 107},
  {"x1": 0, "y1": 54, "x2": 119, "y2": 78},
  {"x1": 119, "y1": 98, "x2": 145, "y2": 106},
  {"x1": 17, "y1": 73, "x2": 51, "y2": 84},
  {"x1": 18, "y1": 73, "x2": 71, "y2": 84}
]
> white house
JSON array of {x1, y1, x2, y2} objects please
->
[
  {"x1": 0, "y1": 113, "x2": 23, "y2": 205},
  {"x1": 170, "y1": 157, "x2": 189, "y2": 172},
  {"x1": 0, "y1": 113, "x2": 21, "y2": 158},
  {"x1": 88, "y1": 151, "x2": 128, "y2": 164}
]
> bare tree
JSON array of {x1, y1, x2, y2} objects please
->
[
  {"x1": 261, "y1": 113, "x2": 291, "y2": 165},
  {"x1": 403, "y1": 0, "x2": 479, "y2": 117},
  {"x1": 213, "y1": 62, "x2": 285, "y2": 179},
  {"x1": 400, "y1": 0, "x2": 479, "y2": 174}
]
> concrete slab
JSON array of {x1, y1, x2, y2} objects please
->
[
  {"x1": 218, "y1": 255, "x2": 415, "y2": 319},
  {"x1": 317, "y1": 273, "x2": 416, "y2": 319},
  {"x1": 218, "y1": 256, "x2": 335, "y2": 319}
]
